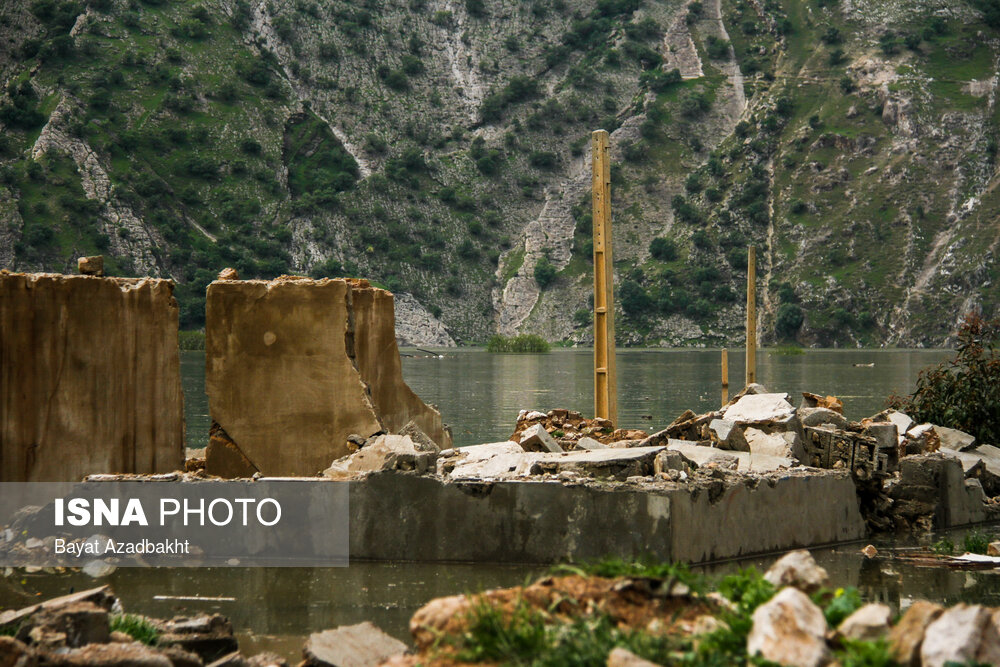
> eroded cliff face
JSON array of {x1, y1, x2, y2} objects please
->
[
  {"x1": 205, "y1": 276, "x2": 451, "y2": 477},
  {"x1": 2, "y1": 0, "x2": 1000, "y2": 346},
  {"x1": 0, "y1": 272, "x2": 184, "y2": 481}
]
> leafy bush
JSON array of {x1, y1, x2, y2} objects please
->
[
  {"x1": 486, "y1": 334, "x2": 550, "y2": 353},
  {"x1": 776, "y1": 303, "x2": 804, "y2": 340},
  {"x1": 620, "y1": 280, "x2": 653, "y2": 316},
  {"x1": 649, "y1": 237, "x2": 678, "y2": 261},
  {"x1": 706, "y1": 35, "x2": 729, "y2": 59},
  {"x1": 534, "y1": 256, "x2": 557, "y2": 288},
  {"x1": 888, "y1": 313, "x2": 1000, "y2": 446},
  {"x1": 822, "y1": 587, "x2": 863, "y2": 627}
]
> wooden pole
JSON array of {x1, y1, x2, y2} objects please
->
[
  {"x1": 721, "y1": 348, "x2": 729, "y2": 406},
  {"x1": 592, "y1": 129, "x2": 617, "y2": 425},
  {"x1": 745, "y1": 246, "x2": 756, "y2": 386}
]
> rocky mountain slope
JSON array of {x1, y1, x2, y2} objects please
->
[{"x1": 1, "y1": 0, "x2": 999, "y2": 346}]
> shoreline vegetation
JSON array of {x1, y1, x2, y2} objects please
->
[
  {"x1": 178, "y1": 330, "x2": 206, "y2": 350},
  {"x1": 486, "y1": 334, "x2": 551, "y2": 353}
]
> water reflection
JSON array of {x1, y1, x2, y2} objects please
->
[
  {"x1": 181, "y1": 348, "x2": 952, "y2": 448},
  {"x1": 6, "y1": 524, "x2": 1000, "y2": 662}
]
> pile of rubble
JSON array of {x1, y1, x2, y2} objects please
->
[
  {"x1": 319, "y1": 382, "x2": 1000, "y2": 533},
  {"x1": 0, "y1": 586, "x2": 279, "y2": 667}
]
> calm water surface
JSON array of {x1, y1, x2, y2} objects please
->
[
  {"x1": 101, "y1": 346, "x2": 970, "y2": 661},
  {"x1": 182, "y1": 348, "x2": 952, "y2": 448},
  {"x1": 4, "y1": 526, "x2": 1000, "y2": 661}
]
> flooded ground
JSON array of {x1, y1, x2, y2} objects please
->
[
  {"x1": 59, "y1": 345, "x2": 974, "y2": 661},
  {"x1": 182, "y1": 348, "x2": 952, "y2": 448},
  {"x1": 4, "y1": 523, "x2": 1000, "y2": 661}
]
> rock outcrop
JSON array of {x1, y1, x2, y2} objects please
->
[
  {"x1": 0, "y1": 272, "x2": 184, "y2": 481},
  {"x1": 205, "y1": 276, "x2": 450, "y2": 477}
]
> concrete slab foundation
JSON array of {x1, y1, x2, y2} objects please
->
[{"x1": 348, "y1": 469, "x2": 867, "y2": 563}]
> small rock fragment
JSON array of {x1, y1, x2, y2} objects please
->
[
  {"x1": 518, "y1": 424, "x2": 563, "y2": 453},
  {"x1": 77, "y1": 256, "x2": 104, "y2": 277},
  {"x1": 838, "y1": 603, "x2": 892, "y2": 641},
  {"x1": 763, "y1": 550, "x2": 829, "y2": 593},
  {"x1": 606, "y1": 647, "x2": 661, "y2": 667},
  {"x1": 747, "y1": 587, "x2": 829, "y2": 667}
]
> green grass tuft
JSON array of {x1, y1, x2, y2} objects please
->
[
  {"x1": 110, "y1": 614, "x2": 159, "y2": 646},
  {"x1": 963, "y1": 530, "x2": 992, "y2": 555},
  {"x1": 486, "y1": 334, "x2": 550, "y2": 353}
]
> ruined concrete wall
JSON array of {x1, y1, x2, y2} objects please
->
[
  {"x1": 349, "y1": 471, "x2": 866, "y2": 563},
  {"x1": 0, "y1": 273, "x2": 184, "y2": 481},
  {"x1": 351, "y1": 286, "x2": 449, "y2": 446},
  {"x1": 205, "y1": 277, "x2": 450, "y2": 477}
]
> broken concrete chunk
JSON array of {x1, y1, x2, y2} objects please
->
[
  {"x1": 653, "y1": 450, "x2": 696, "y2": 475},
  {"x1": 708, "y1": 419, "x2": 749, "y2": 451},
  {"x1": 905, "y1": 424, "x2": 941, "y2": 455},
  {"x1": 303, "y1": 622, "x2": 406, "y2": 667},
  {"x1": 936, "y1": 426, "x2": 976, "y2": 452},
  {"x1": 439, "y1": 441, "x2": 536, "y2": 479},
  {"x1": 575, "y1": 437, "x2": 607, "y2": 450},
  {"x1": 77, "y1": 255, "x2": 104, "y2": 276},
  {"x1": 530, "y1": 447, "x2": 665, "y2": 480},
  {"x1": 747, "y1": 587, "x2": 829, "y2": 667},
  {"x1": 17, "y1": 601, "x2": 109, "y2": 648},
  {"x1": 764, "y1": 550, "x2": 830, "y2": 593},
  {"x1": 878, "y1": 410, "x2": 914, "y2": 442},
  {"x1": 397, "y1": 422, "x2": 440, "y2": 453},
  {"x1": 322, "y1": 435, "x2": 436, "y2": 479},
  {"x1": 801, "y1": 392, "x2": 844, "y2": 414},
  {"x1": 864, "y1": 422, "x2": 899, "y2": 451},
  {"x1": 723, "y1": 394, "x2": 795, "y2": 423},
  {"x1": 798, "y1": 407, "x2": 848, "y2": 429},
  {"x1": 158, "y1": 614, "x2": 238, "y2": 662},
  {"x1": 518, "y1": 424, "x2": 563, "y2": 453},
  {"x1": 745, "y1": 428, "x2": 804, "y2": 462}
]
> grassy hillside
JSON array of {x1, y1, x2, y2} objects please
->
[{"x1": 1, "y1": 0, "x2": 999, "y2": 345}]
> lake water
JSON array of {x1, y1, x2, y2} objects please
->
[
  {"x1": 183, "y1": 348, "x2": 951, "y2": 448},
  {"x1": 4, "y1": 525, "x2": 1000, "y2": 662},
  {"x1": 26, "y1": 346, "x2": 962, "y2": 661}
]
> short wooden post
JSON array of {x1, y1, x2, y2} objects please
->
[
  {"x1": 721, "y1": 348, "x2": 729, "y2": 406},
  {"x1": 592, "y1": 129, "x2": 617, "y2": 426},
  {"x1": 745, "y1": 246, "x2": 757, "y2": 386}
]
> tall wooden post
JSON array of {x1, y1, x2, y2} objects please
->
[
  {"x1": 745, "y1": 246, "x2": 757, "y2": 386},
  {"x1": 721, "y1": 348, "x2": 729, "y2": 406},
  {"x1": 592, "y1": 130, "x2": 617, "y2": 425}
]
